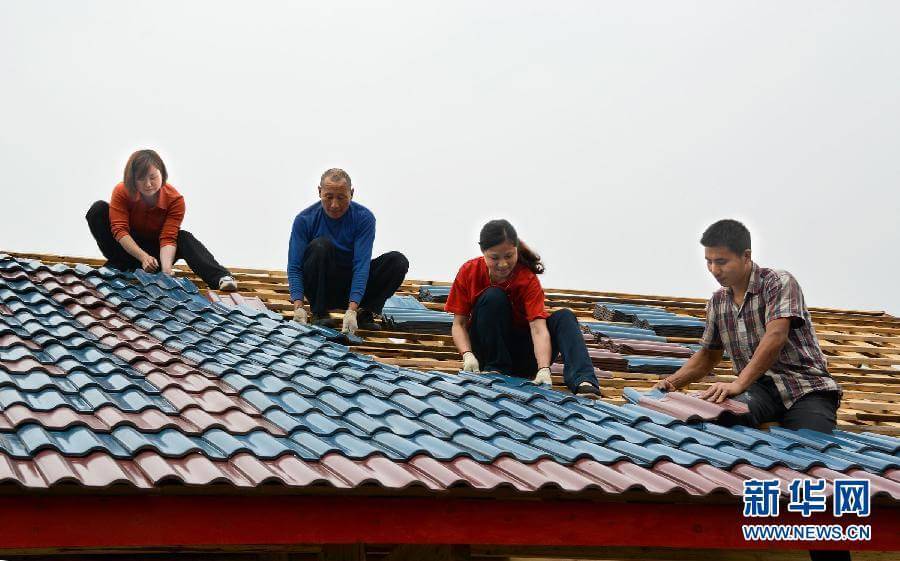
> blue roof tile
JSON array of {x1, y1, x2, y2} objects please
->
[
  {"x1": 620, "y1": 404, "x2": 679, "y2": 426},
  {"x1": 493, "y1": 436, "x2": 553, "y2": 462},
  {"x1": 599, "y1": 420, "x2": 655, "y2": 445},
  {"x1": 829, "y1": 430, "x2": 900, "y2": 454},
  {"x1": 2, "y1": 253, "x2": 899, "y2": 498},
  {"x1": 492, "y1": 414, "x2": 542, "y2": 440},
  {"x1": 680, "y1": 443, "x2": 750, "y2": 468},
  {"x1": 378, "y1": 413, "x2": 428, "y2": 437},
  {"x1": 371, "y1": 432, "x2": 430, "y2": 459},
  {"x1": 448, "y1": 413, "x2": 501, "y2": 439},
  {"x1": 563, "y1": 417, "x2": 621, "y2": 443},
  {"x1": 750, "y1": 444, "x2": 822, "y2": 471},
  {"x1": 665, "y1": 423, "x2": 727, "y2": 448}
]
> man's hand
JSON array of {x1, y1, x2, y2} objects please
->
[
  {"x1": 462, "y1": 351, "x2": 480, "y2": 372},
  {"x1": 654, "y1": 378, "x2": 677, "y2": 392},
  {"x1": 532, "y1": 367, "x2": 553, "y2": 385},
  {"x1": 699, "y1": 381, "x2": 744, "y2": 403},
  {"x1": 140, "y1": 253, "x2": 159, "y2": 273},
  {"x1": 342, "y1": 308, "x2": 358, "y2": 335},
  {"x1": 293, "y1": 305, "x2": 308, "y2": 324}
]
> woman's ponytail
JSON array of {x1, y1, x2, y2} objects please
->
[{"x1": 478, "y1": 219, "x2": 544, "y2": 275}]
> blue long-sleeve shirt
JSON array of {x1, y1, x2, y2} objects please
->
[{"x1": 287, "y1": 201, "x2": 376, "y2": 304}]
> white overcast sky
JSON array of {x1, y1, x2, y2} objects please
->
[{"x1": 1, "y1": 1, "x2": 898, "y2": 314}]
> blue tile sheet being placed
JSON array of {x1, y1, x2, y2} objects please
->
[
  {"x1": 0, "y1": 253, "x2": 899, "y2": 498},
  {"x1": 381, "y1": 295, "x2": 453, "y2": 334}
]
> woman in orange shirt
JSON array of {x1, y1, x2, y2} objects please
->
[
  {"x1": 445, "y1": 219, "x2": 599, "y2": 394},
  {"x1": 85, "y1": 149, "x2": 237, "y2": 291}
]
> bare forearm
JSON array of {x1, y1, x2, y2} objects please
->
[
  {"x1": 667, "y1": 348, "x2": 722, "y2": 388},
  {"x1": 532, "y1": 329, "x2": 552, "y2": 369},
  {"x1": 159, "y1": 245, "x2": 176, "y2": 274},
  {"x1": 735, "y1": 329, "x2": 786, "y2": 389},
  {"x1": 118, "y1": 235, "x2": 148, "y2": 260},
  {"x1": 451, "y1": 320, "x2": 472, "y2": 356}
]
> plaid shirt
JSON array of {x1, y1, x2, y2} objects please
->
[{"x1": 700, "y1": 262, "x2": 841, "y2": 408}]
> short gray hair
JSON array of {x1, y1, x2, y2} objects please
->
[{"x1": 320, "y1": 168, "x2": 351, "y2": 187}]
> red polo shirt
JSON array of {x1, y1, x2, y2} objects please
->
[
  {"x1": 445, "y1": 257, "x2": 548, "y2": 330},
  {"x1": 108, "y1": 182, "x2": 185, "y2": 248}
]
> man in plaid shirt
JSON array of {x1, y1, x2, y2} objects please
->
[{"x1": 657, "y1": 219, "x2": 841, "y2": 433}]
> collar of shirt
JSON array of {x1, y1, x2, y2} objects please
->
[
  {"x1": 130, "y1": 183, "x2": 172, "y2": 210},
  {"x1": 320, "y1": 203, "x2": 353, "y2": 225},
  {"x1": 155, "y1": 184, "x2": 173, "y2": 209},
  {"x1": 725, "y1": 261, "x2": 762, "y2": 314}
]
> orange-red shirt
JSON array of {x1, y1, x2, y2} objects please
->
[
  {"x1": 108, "y1": 182, "x2": 185, "y2": 247},
  {"x1": 445, "y1": 257, "x2": 548, "y2": 330}
]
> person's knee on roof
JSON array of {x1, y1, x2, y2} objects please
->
[
  {"x1": 287, "y1": 168, "x2": 408, "y2": 335},
  {"x1": 445, "y1": 219, "x2": 599, "y2": 395},
  {"x1": 85, "y1": 149, "x2": 235, "y2": 291},
  {"x1": 655, "y1": 218, "x2": 841, "y2": 434}
]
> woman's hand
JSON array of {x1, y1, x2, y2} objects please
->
[
  {"x1": 532, "y1": 367, "x2": 552, "y2": 385},
  {"x1": 462, "y1": 352, "x2": 480, "y2": 372},
  {"x1": 140, "y1": 253, "x2": 159, "y2": 272}
]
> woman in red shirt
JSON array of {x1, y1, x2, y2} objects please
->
[
  {"x1": 85, "y1": 149, "x2": 237, "y2": 291},
  {"x1": 445, "y1": 219, "x2": 599, "y2": 394}
]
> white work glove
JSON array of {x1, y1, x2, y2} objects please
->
[
  {"x1": 462, "y1": 351, "x2": 480, "y2": 372},
  {"x1": 532, "y1": 367, "x2": 553, "y2": 385},
  {"x1": 342, "y1": 309, "x2": 358, "y2": 335},
  {"x1": 293, "y1": 305, "x2": 308, "y2": 324}
]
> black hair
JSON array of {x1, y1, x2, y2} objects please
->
[
  {"x1": 123, "y1": 149, "x2": 167, "y2": 196},
  {"x1": 479, "y1": 219, "x2": 545, "y2": 274},
  {"x1": 320, "y1": 168, "x2": 351, "y2": 187},
  {"x1": 700, "y1": 219, "x2": 751, "y2": 255}
]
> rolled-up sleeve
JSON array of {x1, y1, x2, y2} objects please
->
[
  {"x1": 108, "y1": 184, "x2": 132, "y2": 241},
  {"x1": 159, "y1": 194, "x2": 185, "y2": 248}
]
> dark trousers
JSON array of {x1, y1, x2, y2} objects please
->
[
  {"x1": 86, "y1": 200, "x2": 231, "y2": 287},
  {"x1": 733, "y1": 375, "x2": 839, "y2": 433},
  {"x1": 468, "y1": 287, "x2": 598, "y2": 392},
  {"x1": 733, "y1": 376, "x2": 849, "y2": 561},
  {"x1": 303, "y1": 236, "x2": 408, "y2": 316}
]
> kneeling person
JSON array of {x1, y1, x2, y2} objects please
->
[
  {"x1": 656, "y1": 219, "x2": 841, "y2": 433},
  {"x1": 288, "y1": 168, "x2": 409, "y2": 335},
  {"x1": 85, "y1": 149, "x2": 237, "y2": 291},
  {"x1": 445, "y1": 219, "x2": 600, "y2": 395}
]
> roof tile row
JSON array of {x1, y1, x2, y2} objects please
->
[{"x1": 1, "y1": 254, "x2": 898, "y2": 500}]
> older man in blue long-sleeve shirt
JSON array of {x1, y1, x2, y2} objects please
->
[{"x1": 288, "y1": 168, "x2": 409, "y2": 334}]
